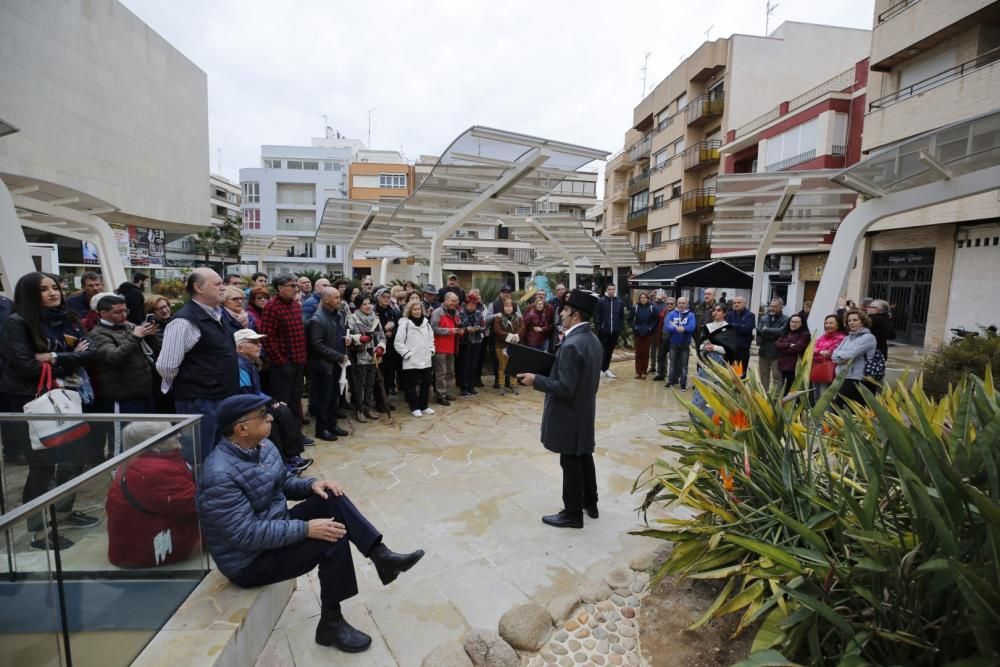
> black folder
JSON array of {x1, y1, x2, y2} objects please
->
[{"x1": 504, "y1": 343, "x2": 555, "y2": 377}]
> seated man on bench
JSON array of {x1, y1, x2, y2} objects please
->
[{"x1": 197, "y1": 394, "x2": 424, "y2": 653}]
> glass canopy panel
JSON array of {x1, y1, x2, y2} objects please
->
[
  {"x1": 835, "y1": 109, "x2": 1000, "y2": 196},
  {"x1": 239, "y1": 235, "x2": 297, "y2": 256}
]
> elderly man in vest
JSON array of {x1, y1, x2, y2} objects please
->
[
  {"x1": 197, "y1": 394, "x2": 424, "y2": 653},
  {"x1": 157, "y1": 268, "x2": 238, "y2": 461},
  {"x1": 517, "y1": 289, "x2": 603, "y2": 529}
]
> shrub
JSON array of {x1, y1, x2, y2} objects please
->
[
  {"x1": 922, "y1": 328, "x2": 1000, "y2": 398},
  {"x1": 633, "y1": 358, "x2": 1000, "y2": 666}
]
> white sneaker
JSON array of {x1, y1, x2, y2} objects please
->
[
  {"x1": 423, "y1": 407, "x2": 435, "y2": 415},
  {"x1": 605, "y1": 370, "x2": 617, "y2": 379},
  {"x1": 411, "y1": 409, "x2": 423, "y2": 418}
]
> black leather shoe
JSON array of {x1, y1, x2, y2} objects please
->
[
  {"x1": 301, "y1": 436, "x2": 315, "y2": 446},
  {"x1": 332, "y1": 426, "x2": 349, "y2": 437},
  {"x1": 436, "y1": 397, "x2": 451, "y2": 406},
  {"x1": 585, "y1": 505, "x2": 599, "y2": 519},
  {"x1": 370, "y1": 543, "x2": 425, "y2": 585},
  {"x1": 315, "y1": 607, "x2": 371, "y2": 652},
  {"x1": 316, "y1": 430, "x2": 338, "y2": 442},
  {"x1": 542, "y1": 510, "x2": 584, "y2": 529}
]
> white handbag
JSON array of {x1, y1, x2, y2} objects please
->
[{"x1": 23, "y1": 363, "x2": 91, "y2": 451}]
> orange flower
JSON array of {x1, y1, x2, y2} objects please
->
[
  {"x1": 731, "y1": 360, "x2": 745, "y2": 377},
  {"x1": 822, "y1": 422, "x2": 832, "y2": 434},
  {"x1": 719, "y1": 466, "x2": 734, "y2": 492},
  {"x1": 712, "y1": 413, "x2": 723, "y2": 426},
  {"x1": 729, "y1": 409, "x2": 750, "y2": 430}
]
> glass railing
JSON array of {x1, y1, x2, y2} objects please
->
[{"x1": 0, "y1": 414, "x2": 206, "y2": 667}]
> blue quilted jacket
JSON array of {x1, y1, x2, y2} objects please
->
[{"x1": 196, "y1": 438, "x2": 316, "y2": 579}]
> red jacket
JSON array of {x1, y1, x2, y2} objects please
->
[
  {"x1": 105, "y1": 449, "x2": 200, "y2": 569},
  {"x1": 434, "y1": 310, "x2": 459, "y2": 354},
  {"x1": 523, "y1": 305, "x2": 554, "y2": 348}
]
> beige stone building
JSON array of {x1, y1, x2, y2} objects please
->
[
  {"x1": 843, "y1": 0, "x2": 1000, "y2": 347},
  {"x1": 602, "y1": 22, "x2": 871, "y2": 266}
]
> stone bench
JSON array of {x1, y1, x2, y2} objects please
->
[{"x1": 131, "y1": 570, "x2": 293, "y2": 667}]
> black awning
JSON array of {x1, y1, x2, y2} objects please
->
[{"x1": 628, "y1": 260, "x2": 752, "y2": 288}]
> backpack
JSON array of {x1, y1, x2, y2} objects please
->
[{"x1": 864, "y1": 348, "x2": 886, "y2": 382}]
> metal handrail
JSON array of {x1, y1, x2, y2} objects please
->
[
  {"x1": 628, "y1": 168, "x2": 651, "y2": 188},
  {"x1": 869, "y1": 46, "x2": 1000, "y2": 110},
  {"x1": 627, "y1": 207, "x2": 650, "y2": 219},
  {"x1": 765, "y1": 149, "x2": 818, "y2": 172},
  {"x1": 686, "y1": 92, "x2": 725, "y2": 124},
  {"x1": 683, "y1": 140, "x2": 722, "y2": 169},
  {"x1": 0, "y1": 414, "x2": 202, "y2": 531},
  {"x1": 878, "y1": 0, "x2": 920, "y2": 23},
  {"x1": 734, "y1": 66, "x2": 855, "y2": 139},
  {"x1": 635, "y1": 234, "x2": 712, "y2": 252}
]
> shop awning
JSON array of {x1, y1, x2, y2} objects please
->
[{"x1": 628, "y1": 260, "x2": 752, "y2": 288}]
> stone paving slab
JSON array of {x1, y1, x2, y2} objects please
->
[{"x1": 256, "y1": 359, "x2": 682, "y2": 666}]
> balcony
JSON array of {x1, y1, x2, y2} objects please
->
[
  {"x1": 628, "y1": 168, "x2": 651, "y2": 195},
  {"x1": 683, "y1": 140, "x2": 722, "y2": 171},
  {"x1": 636, "y1": 234, "x2": 713, "y2": 261},
  {"x1": 869, "y1": 46, "x2": 1000, "y2": 111},
  {"x1": 607, "y1": 213, "x2": 629, "y2": 236},
  {"x1": 686, "y1": 92, "x2": 725, "y2": 126},
  {"x1": 681, "y1": 188, "x2": 716, "y2": 216},
  {"x1": 626, "y1": 207, "x2": 649, "y2": 232},
  {"x1": 609, "y1": 182, "x2": 629, "y2": 202},
  {"x1": 764, "y1": 149, "x2": 817, "y2": 172},
  {"x1": 627, "y1": 133, "x2": 653, "y2": 162}
]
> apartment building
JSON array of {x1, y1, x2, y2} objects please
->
[
  {"x1": 843, "y1": 0, "x2": 1000, "y2": 347},
  {"x1": 604, "y1": 22, "x2": 871, "y2": 269},
  {"x1": 713, "y1": 57, "x2": 873, "y2": 309},
  {"x1": 209, "y1": 174, "x2": 241, "y2": 225},
  {"x1": 347, "y1": 150, "x2": 416, "y2": 280},
  {"x1": 238, "y1": 136, "x2": 355, "y2": 274}
]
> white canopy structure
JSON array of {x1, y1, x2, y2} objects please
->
[
  {"x1": 316, "y1": 126, "x2": 637, "y2": 285},
  {"x1": 811, "y1": 109, "x2": 1000, "y2": 333},
  {"x1": 713, "y1": 170, "x2": 858, "y2": 314}
]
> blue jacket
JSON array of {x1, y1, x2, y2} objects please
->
[
  {"x1": 301, "y1": 293, "x2": 320, "y2": 322},
  {"x1": 664, "y1": 309, "x2": 696, "y2": 345},
  {"x1": 594, "y1": 296, "x2": 625, "y2": 334},
  {"x1": 196, "y1": 438, "x2": 316, "y2": 579},
  {"x1": 725, "y1": 308, "x2": 756, "y2": 349},
  {"x1": 629, "y1": 303, "x2": 659, "y2": 337}
]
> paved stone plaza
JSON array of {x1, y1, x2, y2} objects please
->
[{"x1": 254, "y1": 358, "x2": 681, "y2": 667}]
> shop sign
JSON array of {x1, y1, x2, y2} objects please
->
[
  {"x1": 110, "y1": 224, "x2": 166, "y2": 267},
  {"x1": 875, "y1": 249, "x2": 935, "y2": 266}
]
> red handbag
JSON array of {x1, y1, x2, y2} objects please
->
[{"x1": 810, "y1": 357, "x2": 836, "y2": 384}]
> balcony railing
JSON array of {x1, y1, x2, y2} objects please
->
[
  {"x1": 627, "y1": 133, "x2": 653, "y2": 162},
  {"x1": 733, "y1": 66, "x2": 855, "y2": 140},
  {"x1": 765, "y1": 149, "x2": 817, "y2": 172},
  {"x1": 628, "y1": 168, "x2": 651, "y2": 194},
  {"x1": 683, "y1": 140, "x2": 722, "y2": 171},
  {"x1": 877, "y1": 0, "x2": 920, "y2": 24},
  {"x1": 869, "y1": 46, "x2": 1000, "y2": 111},
  {"x1": 686, "y1": 92, "x2": 725, "y2": 126},
  {"x1": 832, "y1": 144, "x2": 847, "y2": 157},
  {"x1": 681, "y1": 188, "x2": 716, "y2": 215},
  {"x1": 627, "y1": 207, "x2": 649, "y2": 231},
  {"x1": 655, "y1": 113, "x2": 676, "y2": 134},
  {"x1": 635, "y1": 234, "x2": 713, "y2": 261}
]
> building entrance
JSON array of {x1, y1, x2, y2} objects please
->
[{"x1": 868, "y1": 249, "x2": 934, "y2": 346}]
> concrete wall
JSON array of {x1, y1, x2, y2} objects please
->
[
  {"x1": 726, "y1": 23, "x2": 873, "y2": 132},
  {"x1": 945, "y1": 222, "x2": 1000, "y2": 336},
  {"x1": 0, "y1": 0, "x2": 209, "y2": 229},
  {"x1": 870, "y1": 0, "x2": 996, "y2": 68}
]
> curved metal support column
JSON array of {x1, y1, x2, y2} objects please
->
[
  {"x1": 378, "y1": 257, "x2": 390, "y2": 285},
  {"x1": 810, "y1": 163, "x2": 1000, "y2": 334},
  {"x1": 0, "y1": 179, "x2": 36, "y2": 293},
  {"x1": 750, "y1": 177, "x2": 800, "y2": 317},
  {"x1": 12, "y1": 193, "x2": 127, "y2": 286}
]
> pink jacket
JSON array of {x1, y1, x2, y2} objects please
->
[{"x1": 813, "y1": 332, "x2": 846, "y2": 358}]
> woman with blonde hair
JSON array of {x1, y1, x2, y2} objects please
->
[
  {"x1": 492, "y1": 298, "x2": 524, "y2": 395},
  {"x1": 221, "y1": 285, "x2": 257, "y2": 334},
  {"x1": 394, "y1": 300, "x2": 436, "y2": 417}
]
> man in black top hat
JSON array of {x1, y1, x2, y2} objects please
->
[{"x1": 518, "y1": 289, "x2": 603, "y2": 529}]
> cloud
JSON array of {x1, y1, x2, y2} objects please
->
[{"x1": 119, "y1": 0, "x2": 875, "y2": 182}]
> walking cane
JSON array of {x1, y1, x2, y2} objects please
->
[{"x1": 373, "y1": 354, "x2": 394, "y2": 425}]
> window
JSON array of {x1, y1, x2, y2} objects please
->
[
  {"x1": 286, "y1": 160, "x2": 303, "y2": 170},
  {"x1": 670, "y1": 181, "x2": 682, "y2": 199},
  {"x1": 655, "y1": 107, "x2": 670, "y2": 126},
  {"x1": 324, "y1": 161, "x2": 333, "y2": 171},
  {"x1": 654, "y1": 149, "x2": 669, "y2": 168},
  {"x1": 264, "y1": 159, "x2": 281, "y2": 169},
  {"x1": 651, "y1": 230, "x2": 662, "y2": 245},
  {"x1": 832, "y1": 112, "x2": 848, "y2": 151},
  {"x1": 242, "y1": 182, "x2": 259, "y2": 203},
  {"x1": 283, "y1": 216, "x2": 295, "y2": 226},
  {"x1": 676, "y1": 92, "x2": 688, "y2": 111},
  {"x1": 766, "y1": 118, "x2": 818, "y2": 169},
  {"x1": 379, "y1": 173, "x2": 407, "y2": 189},
  {"x1": 672, "y1": 137, "x2": 685, "y2": 156},
  {"x1": 303, "y1": 161, "x2": 319, "y2": 170},
  {"x1": 652, "y1": 188, "x2": 665, "y2": 208},
  {"x1": 325, "y1": 244, "x2": 337, "y2": 259},
  {"x1": 241, "y1": 208, "x2": 260, "y2": 231},
  {"x1": 630, "y1": 190, "x2": 649, "y2": 212},
  {"x1": 513, "y1": 206, "x2": 531, "y2": 216},
  {"x1": 669, "y1": 225, "x2": 680, "y2": 240}
]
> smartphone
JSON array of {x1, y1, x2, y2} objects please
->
[{"x1": 145, "y1": 314, "x2": 157, "y2": 324}]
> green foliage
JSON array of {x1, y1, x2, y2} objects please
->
[
  {"x1": 922, "y1": 327, "x2": 1000, "y2": 399},
  {"x1": 633, "y1": 354, "x2": 1000, "y2": 666},
  {"x1": 471, "y1": 276, "x2": 501, "y2": 306},
  {"x1": 194, "y1": 218, "x2": 242, "y2": 261}
]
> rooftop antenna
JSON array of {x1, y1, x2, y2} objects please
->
[
  {"x1": 765, "y1": 0, "x2": 779, "y2": 35},
  {"x1": 640, "y1": 51, "x2": 651, "y2": 98},
  {"x1": 367, "y1": 108, "x2": 375, "y2": 148},
  {"x1": 704, "y1": 25, "x2": 713, "y2": 41}
]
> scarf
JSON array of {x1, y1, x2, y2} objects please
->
[
  {"x1": 225, "y1": 307, "x2": 249, "y2": 328},
  {"x1": 352, "y1": 308, "x2": 379, "y2": 333},
  {"x1": 42, "y1": 308, "x2": 76, "y2": 351},
  {"x1": 499, "y1": 312, "x2": 520, "y2": 332},
  {"x1": 409, "y1": 315, "x2": 426, "y2": 327}
]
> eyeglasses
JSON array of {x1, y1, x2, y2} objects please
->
[
  {"x1": 236, "y1": 408, "x2": 268, "y2": 424},
  {"x1": 280, "y1": 283, "x2": 296, "y2": 288}
]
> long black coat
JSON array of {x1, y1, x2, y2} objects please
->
[{"x1": 532, "y1": 323, "x2": 602, "y2": 455}]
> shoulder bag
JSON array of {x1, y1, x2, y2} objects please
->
[{"x1": 23, "y1": 362, "x2": 92, "y2": 451}]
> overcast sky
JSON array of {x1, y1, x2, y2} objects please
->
[{"x1": 120, "y1": 0, "x2": 874, "y2": 184}]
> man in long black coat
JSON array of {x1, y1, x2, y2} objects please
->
[{"x1": 518, "y1": 289, "x2": 603, "y2": 529}]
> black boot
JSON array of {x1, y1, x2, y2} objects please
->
[
  {"x1": 370, "y1": 543, "x2": 425, "y2": 585},
  {"x1": 315, "y1": 606, "x2": 372, "y2": 652},
  {"x1": 542, "y1": 509, "x2": 584, "y2": 529}
]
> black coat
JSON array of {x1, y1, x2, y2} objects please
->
[
  {"x1": 0, "y1": 314, "x2": 95, "y2": 397},
  {"x1": 117, "y1": 282, "x2": 146, "y2": 325},
  {"x1": 307, "y1": 307, "x2": 348, "y2": 375},
  {"x1": 532, "y1": 324, "x2": 603, "y2": 455},
  {"x1": 869, "y1": 313, "x2": 895, "y2": 359}
]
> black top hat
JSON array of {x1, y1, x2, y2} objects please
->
[{"x1": 565, "y1": 289, "x2": 599, "y2": 315}]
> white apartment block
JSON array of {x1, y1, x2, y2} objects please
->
[{"x1": 210, "y1": 174, "x2": 241, "y2": 224}]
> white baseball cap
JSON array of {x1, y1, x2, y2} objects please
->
[{"x1": 233, "y1": 329, "x2": 267, "y2": 344}]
